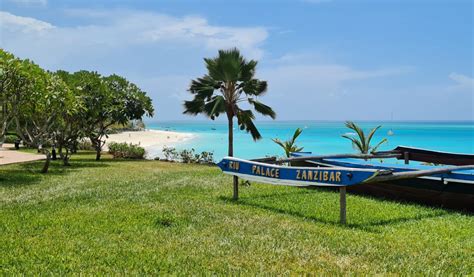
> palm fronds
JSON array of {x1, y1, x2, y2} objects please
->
[
  {"x1": 342, "y1": 121, "x2": 387, "y2": 154},
  {"x1": 184, "y1": 48, "x2": 275, "y2": 140},
  {"x1": 272, "y1": 128, "x2": 304, "y2": 157}
]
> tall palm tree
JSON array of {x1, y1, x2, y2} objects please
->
[
  {"x1": 342, "y1": 121, "x2": 387, "y2": 154},
  {"x1": 184, "y1": 48, "x2": 276, "y2": 200},
  {"x1": 272, "y1": 128, "x2": 304, "y2": 158}
]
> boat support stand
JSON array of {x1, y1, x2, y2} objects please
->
[{"x1": 339, "y1": 186, "x2": 347, "y2": 225}]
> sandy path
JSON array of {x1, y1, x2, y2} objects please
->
[{"x1": 0, "y1": 144, "x2": 45, "y2": 165}]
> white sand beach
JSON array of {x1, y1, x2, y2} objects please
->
[{"x1": 104, "y1": 130, "x2": 195, "y2": 157}]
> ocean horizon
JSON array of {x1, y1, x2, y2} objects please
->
[{"x1": 145, "y1": 120, "x2": 474, "y2": 160}]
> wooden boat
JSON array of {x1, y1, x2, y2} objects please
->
[
  {"x1": 290, "y1": 146, "x2": 474, "y2": 212},
  {"x1": 217, "y1": 146, "x2": 474, "y2": 215},
  {"x1": 217, "y1": 157, "x2": 381, "y2": 187}
]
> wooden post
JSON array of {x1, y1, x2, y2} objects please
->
[
  {"x1": 233, "y1": 176, "x2": 239, "y2": 200},
  {"x1": 339, "y1": 186, "x2": 346, "y2": 225},
  {"x1": 404, "y1": 152, "x2": 410, "y2": 164}
]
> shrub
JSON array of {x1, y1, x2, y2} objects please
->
[
  {"x1": 180, "y1": 148, "x2": 196, "y2": 163},
  {"x1": 4, "y1": 135, "x2": 19, "y2": 143},
  {"x1": 108, "y1": 142, "x2": 145, "y2": 159},
  {"x1": 162, "y1": 147, "x2": 178, "y2": 161},
  {"x1": 77, "y1": 139, "x2": 94, "y2": 150},
  {"x1": 162, "y1": 147, "x2": 214, "y2": 164},
  {"x1": 199, "y1": 151, "x2": 214, "y2": 164}
]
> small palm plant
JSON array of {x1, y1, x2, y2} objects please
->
[
  {"x1": 272, "y1": 128, "x2": 304, "y2": 158},
  {"x1": 341, "y1": 121, "x2": 387, "y2": 154}
]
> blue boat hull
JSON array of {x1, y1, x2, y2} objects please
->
[
  {"x1": 289, "y1": 153, "x2": 474, "y2": 211},
  {"x1": 217, "y1": 157, "x2": 379, "y2": 187},
  {"x1": 301, "y1": 158, "x2": 474, "y2": 184}
]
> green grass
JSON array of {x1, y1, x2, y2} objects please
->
[{"x1": 1, "y1": 152, "x2": 473, "y2": 274}]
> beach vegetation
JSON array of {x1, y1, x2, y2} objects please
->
[
  {"x1": 272, "y1": 128, "x2": 304, "y2": 157},
  {"x1": 56, "y1": 71, "x2": 154, "y2": 161},
  {"x1": 162, "y1": 146, "x2": 214, "y2": 164},
  {"x1": 184, "y1": 48, "x2": 276, "y2": 199},
  {"x1": 0, "y1": 51, "x2": 76, "y2": 172},
  {"x1": 342, "y1": 121, "x2": 387, "y2": 154},
  {"x1": 162, "y1": 146, "x2": 179, "y2": 161},
  {"x1": 0, "y1": 49, "x2": 154, "y2": 170},
  {"x1": 76, "y1": 139, "x2": 95, "y2": 151},
  {"x1": 107, "y1": 142, "x2": 146, "y2": 159},
  {"x1": 4, "y1": 134, "x2": 19, "y2": 144}
]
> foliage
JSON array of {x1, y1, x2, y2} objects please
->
[
  {"x1": 76, "y1": 139, "x2": 94, "y2": 151},
  {"x1": 108, "y1": 120, "x2": 146, "y2": 134},
  {"x1": 162, "y1": 146, "x2": 179, "y2": 161},
  {"x1": 0, "y1": 49, "x2": 24, "y2": 144},
  {"x1": 162, "y1": 146, "x2": 214, "y2": 164},
  {"x1": 80, "y1": 73, "x2": 154, "y2": 160},
  {"x1": 184, "y1": 48, "x2": 275, "y2": 142},
  {"x1": 0, "y1": 50, "x2": 76, "y2": 172},
  {"x1": 107, "y1": 142, "x2": 146, "y2": 159},
  {"x1": 179, "y1": 148, "x2": 196, "y2": 163},
  {"x1": 272, "y1": 128, "x2": 304, "y2": 157},
  {"x1": 48, "y1": 71, "x2": 86, "y2": 165},
  {"x1": 4, "y1": 134, "x2": 19, "y2": 144},
  {"x1": 342, "y1": 121, "x2": 388, "y2": 154},
  {"x1": 0, "y1": 49, "x2": 155, "y2": 169},
  {"x1": 0, "y1": 153, "x2": 472, "y2": 274},
  {"x1": 184, "y1": 48, "x2": 275, "y2": 198}
]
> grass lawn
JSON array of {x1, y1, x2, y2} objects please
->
[{"x1": 1, "y1": 152, "x2": 473, "y2": 274}]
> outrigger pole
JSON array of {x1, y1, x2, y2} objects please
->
[
  {"x1": 365, "y1": 165, "x2": 474, "y2": 183},
  {"x1": 264, "y1": 153, "x2": 402, "y2": 164}
]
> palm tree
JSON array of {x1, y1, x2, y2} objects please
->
[
  {"x1": 272, "y1": 128, "x2": 304, "y2": 158},
  {"x1": 341, "y1": 121, "x2": 387, "y2": 154},
  {"x1": 184, "y1": 48, "x2": 276, "y2": 200}
]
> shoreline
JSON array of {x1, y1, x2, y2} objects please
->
[{"x1": 104, "y1": 129, "x2": 195, "y2": 158}]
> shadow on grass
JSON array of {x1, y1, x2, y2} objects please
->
[
  {"x1": 219, "y1": 190, "x2": 450, "y2": 232},
  {"x1": 0, "y1": 169, "x2": 43, "y2": 187},
  {"x1": 0, "y1": 156, "x2": 112, "y2": 188}
]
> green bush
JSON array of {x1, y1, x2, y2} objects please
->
[
  {"x1": 77, "y1": 139, "x2": 94, "y2": 150},
  {"x1": 4, "y1": 135, "x2": 19, "y2": 143},
  {"x1": 162, "y1": 147, "x2": 214, "y2": 164},
  {"x1": 108, "y1": 142, "x2": 145, "y2": 159},
  {"x1": 162, "y1": 147, "x2": 179, "y2": 161}
]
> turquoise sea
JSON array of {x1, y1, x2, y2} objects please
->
[{"x1": 146, "y1": 121, "x2": 474, "y2": 160}]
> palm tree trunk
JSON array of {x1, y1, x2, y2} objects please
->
[{"x1": 228, "y1": 115, "x2": 238, "y2": 200}]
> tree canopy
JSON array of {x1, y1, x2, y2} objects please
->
[
  {"x1": 0, "y1": 48, "x2": 155, "y2": 170},
  {"x1": 184, "y1": 48, "x2": 275, "y2": 141}
]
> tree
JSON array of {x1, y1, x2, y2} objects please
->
[
  {"x1": 0, "y1": 49, "x2": 29, "y2": 146},
  {"x1": 63, "y1": 72, "x2": 154, "y2": 160},
  {"x1": 92, "y1": 74, "x2": 153, "y2": 160},
  {"x1": 14, "y1": 62, "x2": 74, "y2": 173},
  {"x1": 184, "y1": 48, "x2": 276, "y2": 199},
  {"x1": 272, "y1": 128, "x2": 304, "y2": 158},
  {"x1": 53, "y1": 70, "x2": 85, "y2": 165},
  {"x1": 341, "y1": 121, "x2": 387, "y2": 154}
]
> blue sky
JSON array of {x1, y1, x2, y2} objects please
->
[{"x1": 1, "y1": 0, "x2": 473, "y2": 121}]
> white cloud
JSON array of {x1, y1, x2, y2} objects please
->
[
  {"x1": 0, "y1": 10, "x2": 267, "y2": 62},
  {"x1": 0, "y1": 11, "x2": 54, "y2": 32},
  {"x1": 449, "y1": 72, "x2": 474, "y2": 91},
  {"x1": 6, "y1": 0, "x2": 47, "y2": 6}
]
